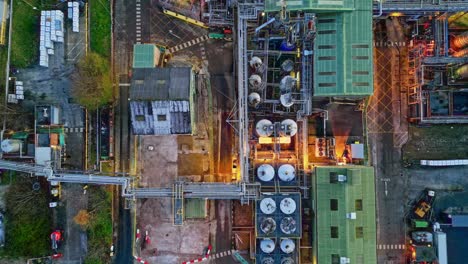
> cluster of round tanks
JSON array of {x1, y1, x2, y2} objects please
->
[
  {"x1": 255, "y1": 119, "x2": 298, "y2": 137},
  {"x1": 261, "y1": 257, "x2": 295, "y2": 264},
  {"x1": 259, "y1": 197, "x2": 298, "y2": 235},
  {"x1": 260, "y1": 238, "x2": 296, "y2": 263},
  {"x1": 257, "y1": 164, "x2": 296, "y2": 182}
]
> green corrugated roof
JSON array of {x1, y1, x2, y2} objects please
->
[
  {"x1": 133, "y1": 44, "x2": 157, "y2": 68},
  {"x1": 314, "y1": 166, "x2": 376, "y2": 264},
  {"x1": 184, "y1": 199, "x2": 207, "y2": 219},
  {"x1": 312, "y1": 1, "x2": 373, "y2": 96},
  {"x1": 11, "y1": 131, "x2": 29, "y2": 139},
  {"x1": 265, "y1": 0, "x2": 355, "y2": 12}
]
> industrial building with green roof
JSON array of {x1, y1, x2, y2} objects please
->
[
  {"x1": 265, "y1": 0, "x2": 374, "y2": 96},
  {"x1": 313, "y1": 166, "x2": 377, "y2": 264}
]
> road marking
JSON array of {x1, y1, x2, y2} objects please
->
[
  {"x1": 65, "y1": 127, "x2": 84, "y2": 133},
  {"x1": 378, "y1": 244, "x2": 405, "y2": 251}
]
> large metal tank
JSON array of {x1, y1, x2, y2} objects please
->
[
  {"x1": 280, "y1": 197, "x2": 297, "y2": 214},
  {"x1": 279, "y1": 119, "x2": 298, "y2": 137},
  {"x1": 248, "y1": 92, "x2": 261, "y2": 108},
  {"x1": 257, "y1": 164, "x2": 275, "y2": 182},
  {"x1": 278, "y1": 164, "x2": 296, "y2": 182},
  {"x1": 260, "y1": 218, "x2": 277, "y2": 235},
  {"x1": 249, "y1": 74, "x2": 263, "y2": 90},
  {"x1": 260, "y1": 197, "x2": 277, "y2": 214},
  {"x1": 1, "y1": 139, "x2": 22, "y2": 153},
  {"x1": 280, "y1": 217, "x2": 297, "y2": 234},
  {"x1": 260, "y1": 239, "x2": 276, "y2": 253},
  {"x1": 256, "y1": 119, "x2": 274, "y2": 137},
  {"x1": 280, "y1": 239, "x2": 296, "y2": 254}
]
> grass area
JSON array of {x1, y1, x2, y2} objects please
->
[
  {"x1": 11, "y1": 0, "x2": 40, "y2": 68},
  {"x1": 0, "y1": 176, "x2": 51, "y2": 258},
  {"x1": 403, "y1": 124, "x2": 468, "y2": 162},
  {"x1": 84, "y1": 186, "x2": 112, "y2": 264},
  {"x1": 89, "y1": 0, "x2": 111, "y2": 58}
]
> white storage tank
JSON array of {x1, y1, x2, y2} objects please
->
[
  {"x1": 260, "y1": 197, "x2": 277, "y2": 214},
  {"x1": 280, "y1": 197, "x2": 297, "y2": 214},
  {"x1": 1, "y1": 139, "x2": 22, "y2": 153},
  {"x1": 249, "y1": 74, "x2": 263, "y2": 90},
  {"x1": 248, "y1": 92, "x2": 261, "y2": 107},
  {"x1": 280, "y1": 119, "x2": 298, "y2": 137},
  {"x1": 280, "y1": 239, "x2": 295, "y2": 254},
  {"x1": 256, "y1": 119, "x2": 274, "y2": 137},
  {"x1": 278, "y1": 164, "x2": 295, "y2": 182},
  {"x1": 257, "y1": 164, "x2": 275, "y2": 182},
  {"x1": 260, "y1": 239, "x2": 275, "y2": 253}
]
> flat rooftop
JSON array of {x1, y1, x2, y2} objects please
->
[{"x1": 314, "y1": 166, "x2": 377, "y2": 264}]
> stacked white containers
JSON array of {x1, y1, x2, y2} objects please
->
[
  {"x1": 68, "y1": 2, "x2": 80, "y2": 33},
  {"x1": 39, "y1": 10, "x2": 64, "y2": 67},
  {"x1": 15, "y1": 81, "x2": 24, "y2": 100}
]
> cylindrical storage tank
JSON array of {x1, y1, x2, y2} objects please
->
[
  {"x1": 281, "y1": 59, "x2": 294, "y2": 72},
  {"x1": 280, "y1": 76, "x2": 296, "y2": 93},
  {"x1": 249, "y1": 74, "x2": 263, "y2": 90},
  {"x1": 278, "y1": 164, "x2": 296, "y2": 182},
  {"x1": 279, "y1": 119, "x2": 298, "y2": 137},
  {"x1": 260, "y1": 239, "x2": 275, "y2": 253},
  {"x1": 248, "y1": 92, "x2": 261, "y2": 108},
  {"x1": 1, "y1": 139, "x2": 22, "y2": 153},
  {"x1": 257, "y1": 164, "x2": 275, "y2": 182},
  {"x1": 280, "y1": 217, "x2": 297, "y2": 234},
  {"x1": 260, "y1": 218, "x2": 277, "y2": 235},
  {"x1": 280, "y1": 93, "x2": 294, "y2": 108},
  {"x1": 281, "y1": 257, "x2": 295, "y2": 264},
  {"x1": 280, "y1": 197, "x2": 297, "y2": 215},
  {"x1": 249, "y1": 56, "x2": 263, "y2": 69},
  {"x1": 262, "y1": 257, "x2": 275, "y2": 264},
  {"x1": 260, "y1": 197, "x2": 277, "y2": 214},
  {"x1": 280, "y1": 239, "x2": 296, "y2": 254},
  {"x1": 256, "y1": 119, "x2": 274, "y2": 137}
]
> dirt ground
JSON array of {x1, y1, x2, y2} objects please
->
[
  {"x1": 137, "y1": 198, "x2": 212, "y2": 264},
  {"x1": 138, "y1": 136, "x2": 178, "y2": 187}
]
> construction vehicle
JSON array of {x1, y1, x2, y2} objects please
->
[{"x1": 413, "y1": 190, "x2": 436, "y2": 219}]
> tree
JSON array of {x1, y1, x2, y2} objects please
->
[
  {"x1": 74, "y1": 210, "x2": 91, "y2": 229},
  {"x1": 72, "y1": 52, "x2": 113, "y2": 111}
]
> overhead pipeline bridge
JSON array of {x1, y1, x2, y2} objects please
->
[
  {"x1": 373, "y1": 0, "x2": 468, "y2": 15},
  {"x1": 0, "y1": 159, "x2": 260, "y2": 202}
]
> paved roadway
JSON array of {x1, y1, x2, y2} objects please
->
[
  {"x1": 368, "y1": 18, "x2": 409, "y2": 264},
  {"x1": 113, "y1": 0, "x2": 134, "y2": 260},
  {"x1": 205, "y1": 40, "x2": 236, "y2": 179}
]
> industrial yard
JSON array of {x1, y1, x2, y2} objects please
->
[{"x1": 0, "y1": 0, "x2": 466, "y2": 264}]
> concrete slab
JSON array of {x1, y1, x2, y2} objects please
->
[{"x1": 139, "y1": 135, "x2": 178, "y2": 187}]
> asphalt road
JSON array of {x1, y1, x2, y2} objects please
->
[
  {"x1": 205, "y1": 40, "x2": 236, "y2": 179},
  {"x1": 115, "y1": 188, "x2": 132, "y2": 264},
  {"x1": 115, "y1": 84, "x2": 132, "y2": 264}
]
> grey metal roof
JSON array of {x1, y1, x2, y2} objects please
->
[
  {"x1": 130, "y1": 68, "x2": 191, "y2": 100},
  {"x1": 130, "y1": 101, "x2": 191, "y2": 135}
]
